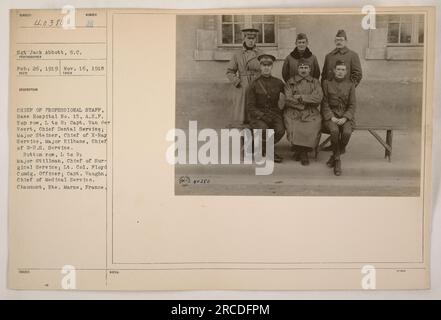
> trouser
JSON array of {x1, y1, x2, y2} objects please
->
[
  {"x1": 323, "y1": 120, "x2": 353, "y2": 159},
  {"x1": 249, "y1": 114, "x2": 285, "y2": 152}
]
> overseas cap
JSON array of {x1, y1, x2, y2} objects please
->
[
  {"x1": 335, "y1": 29, "x2": 347, "y2": 39},
  {"x1": 296, "y1": 33, "x2": 308, "y2": 41}
]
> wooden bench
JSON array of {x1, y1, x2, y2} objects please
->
[
  {"x1": 316, "y1": 125, "x2": 407, "y2": 162},
  {"x1": 228, "y1": 123, "x2": 406, "y2": 162}
]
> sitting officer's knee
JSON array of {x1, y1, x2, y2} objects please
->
[
  {"x1": 342, "y1": 128, "x2": 352, "y2": 138},
  {"x1": 250, "y1": 120, "x2": 268, "y2": 130},
  {"x1": 329, "y1": 128, "x2": 339, "y2": 136}
]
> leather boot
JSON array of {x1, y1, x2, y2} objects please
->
[
  {"x1": 300, "y1": 152, "x2": 309, "y2": 166},
  {"x1": 334, "y1": 159, "x2": 342, "y2": 176},
  {"x1": 326, "y1": 155, "x2": 335, "y2": 168},
  {"x1": 274, "y1": 153, "x2": 283, "y2": 163}
]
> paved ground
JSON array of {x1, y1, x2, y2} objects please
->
[{"x1": 175, "y1": 130, "x2": 421, "y2": 196}]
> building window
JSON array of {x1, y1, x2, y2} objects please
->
[
  {"x1": 220, "y1": 15, "x2": 277, "y2": 46},
  {"x1": 387, "y1": 14, "x2": 424, "y2": 45}
]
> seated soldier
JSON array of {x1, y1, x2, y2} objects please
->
[
  {"x1": 246, "y1": 53, "x2": 285, "y2": 163},
  {"x1": 321, "y1": 60, "x2": 356, "y2": 176},
  {"x1": 283, "y1": 59, "x2": 323, "y2": 165}
]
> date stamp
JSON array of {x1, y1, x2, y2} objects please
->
[{"x1": 178, "y1": 176, "x2": 211, "y2": 187}]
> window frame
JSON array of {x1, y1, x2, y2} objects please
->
[
  {"x1": 217, "y1": 15, "x2": 278, "y2": 48},
  {"x1": 386, "y1": 14, "x2": 424, "y2": 47}
]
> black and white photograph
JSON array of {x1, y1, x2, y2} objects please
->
[
  {"x1": 175, "y1": 13, "x2": 426, "y2": 196},
  {"x1": 3, "y1": 2, "x2": 439, "y2": 297}
]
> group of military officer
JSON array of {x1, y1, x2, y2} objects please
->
[{"x1": 226, "y1": 28, "x2": 362, "y2": 176}]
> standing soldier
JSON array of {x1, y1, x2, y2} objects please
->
[
  {"x1": 282, "y1": 33, "x2": 321, "y2": 82},
  {"x1": 226, "y1": 28, "x2": 262, "y2": 127},
  {"x1": 247, "y1": 53, "x2": 285, "y2": 163},
  {"x1": 321, "y1": 60, "x2": 356, "y2": 176},
  {"x1": 321, "y1": 29, "x2": 362, "y2": 87}
]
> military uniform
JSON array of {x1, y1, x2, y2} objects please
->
[
  {"x1": 226, "y1": 45, "x2": 262, "y2": 125},
  {"x1": 282, "y1": 47, "x2": 321, "y2": 82},
  {"x1": 284, "y1": 74, "x2": 323, "y2": 149},
  {"x1": 321, "y1": 77, "x2": 356, "y2": 160},
  {"x1": 246, "y1": 74, "x2": 286, "y2": 145},
  {"x1": 321, "y1": 46, "x2": 362, "y2": 87}
]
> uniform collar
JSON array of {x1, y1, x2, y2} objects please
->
[
  {"x1": 290, "y1": 47, "x2": 312, "y2": 59},
  {"x1": 259, "y1": 74, "x2": 272, "y2": 80},
  {"x1": 293, "y1": 74, "x2": 313, "y2": 83},
  {"x1": 242, "y1": 43, "x2": 258, "y2": 51},
  {"x1": 332, "y1": 75, "x2": 346, "y2": 83},
  {"x1": 331, "y1": 46, "x2": 349, "y2": 55}
]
